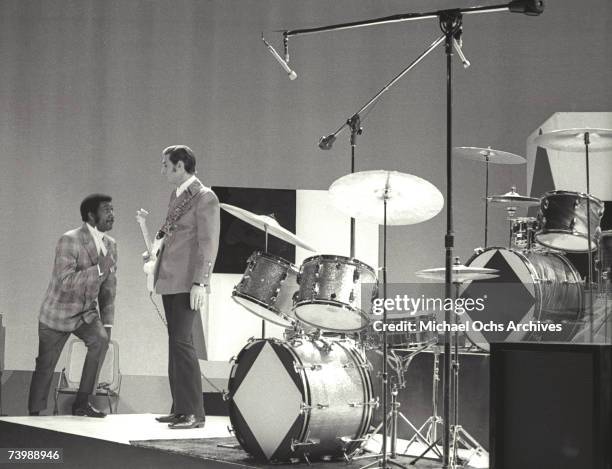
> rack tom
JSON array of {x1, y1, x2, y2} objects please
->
[
  {"x1": 294, "y1": 255, "x2": 378, "y2": 332},
  {"x1": 233, "y1": 251, "x2": 299, "y2": 328},
  {"x1": 536, "y1": 190, "x2": 604, "y2": 252}
]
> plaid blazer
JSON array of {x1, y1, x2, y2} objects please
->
[{"x1": 39, "y1": 224, "x2": 117, "y2": 332}]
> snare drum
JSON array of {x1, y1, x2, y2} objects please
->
[
  {"x1": 510, "y1": 217, "x2": 539, "y2": 250},
  {"x1": 227, "y1": 337, "x2": 374, "y2": 462},
  {"x1": 294, "y1": 255, "x2": 378, "y2": 332},
  {"x1": 536, "y1": 190, "x2": 604, "y2": 252},
  {"x1": 232, "y1": 251, "x2": 299, "y2": 327}
]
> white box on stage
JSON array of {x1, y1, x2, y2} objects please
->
[{"x1": 526, "y1": 112, "x2": 612, "y2": 201}]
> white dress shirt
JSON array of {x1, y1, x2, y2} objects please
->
[
  {"x1": 85, "y1": 223, "x2": 112, "y2": 329},
  {"x1": 86, "y1": 222, "x2": 107, "y2": 256},
  {"x1": 176, "y1": 175, "x2": 198, "y2": 197}
]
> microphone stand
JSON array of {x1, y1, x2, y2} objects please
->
[
  {"x1": 283, "y1": 3, "x2": 543, "y2": 467},
  {"x1": 318, "y1": 36, "x2": 445, "y2": 258}
]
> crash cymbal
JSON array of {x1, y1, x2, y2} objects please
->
[
  {"x1": 220, "y1": 203, "x2": 318, "y2": 252},
  {"x1": 486, "y1": 187, "x2": 540, "y2": 206},
  {"x1": 416, "y1": 265, "x2": 499, "y2": 282},
  {"x1": 329, "y1": 170, "x2": 444, "y2": 226},
  {"x1": 454, "y1": 146, "x2": 526, "y2": 164},
  {"x1": 535, "y1": 128, "x2": 612, "y2": 153}
]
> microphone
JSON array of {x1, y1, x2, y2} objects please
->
[
  {"x1": 318, "y1": 134, "x2": 336, "y2": 150},
  {"x1": 509, "y1": 0, "x2": 544, "y2": 15},
  {"x1": 262, "y1": 35, "x2": 297, "y2": 80}
]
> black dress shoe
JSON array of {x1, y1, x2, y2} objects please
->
[
  {"x1": 72, "y1": 403, "x2": 106, "y2": 418},
  {"x1": 168, "y1": 414, "x2": 205, "y2": 429},
  {"x1": 155, "y1": 414, "x2": 179, "y2": 423}
]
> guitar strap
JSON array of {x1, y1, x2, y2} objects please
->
[{"x1": 156, "y1": 180, "x2": 207, "y2": 240}]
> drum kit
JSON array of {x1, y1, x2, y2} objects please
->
[{"x1": 223, "y1": 129, "x2": 612, "y2": 469}]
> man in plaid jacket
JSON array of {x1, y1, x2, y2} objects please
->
[{"x1": 28, "y1": 194, "x2": 117, "y2": 417}]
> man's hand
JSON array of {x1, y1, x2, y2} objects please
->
[
  {"x1": 190, "y1": 284, "x2": 207, "y2": 311},
  {"x1": 105, "y1": 326, "x2": 112, "y2": 341}
]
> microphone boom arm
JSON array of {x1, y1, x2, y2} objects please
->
[{"x1": 319, "y1": 34, "x2": 446, "y2": 149}]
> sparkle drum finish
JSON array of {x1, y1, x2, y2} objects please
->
[
  {"x1": 294, "y1": 255, "x2": 378, "y2": 332},
  {"x1": 536, "y1": 190, "x2": 604, "y2": 252},
  {"x1": 227, "y1": 337, "x2": 374, "y2": 462},
  {"x1": 232, "y1": 251, "x2": 299, "y2": 327},
  {"x1": 463, "y1": 247, "x2": 584, "y2": 351}
]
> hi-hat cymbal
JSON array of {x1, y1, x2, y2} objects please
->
[
  {"x1": 329, "y1": 170, "x2": 444, "y2": 226},
  {"x1": 486, "y1": 187, "x2": 540, "y2": 206},
  {"x1": 416, "y1": 265, "x2": 499, "y2": 282},
  {"x1": 454, "y1": 147, "x2": 526, "y2": 165},
  {"x1": 220, "y1": 203, "x2": 318, "y2": 252},
  {"x1": 535, "y1": 128, "x2": 612, "y2": 153}
]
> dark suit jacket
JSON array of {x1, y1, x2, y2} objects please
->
[
  {"x1": 39, "y1": 224, "x2": 117, "y2": 332},
  {"x1": 155, "y1": 181, "x2": 220, "y2": 295}
]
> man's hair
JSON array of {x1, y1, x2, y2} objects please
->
[
  {"x1": 163, "y1": 145, "x2": 196, "y2": 174},
  {"x1": 80, "y1": 194, "x2": 112, "y2": 222}
]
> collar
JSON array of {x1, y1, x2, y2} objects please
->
[
  {"x1": 85, "y1": 222, "x2": 105, "y2": 242},
  {"x1": 176, "y1": 175, "x2": 197, "y2": 197}
]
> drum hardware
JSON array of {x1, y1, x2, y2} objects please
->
[
  {"x1": 412, "y1": 258, "x2": 495, "y2": 467},
  {"x1": 454, "y1": 146, "x2": 526, "y2": 247},
  {"x1": 349, "y1": 325, "x2": 439, "y2": 463},
  {"x1": 221, "y1": 203, "x2": 318, "y2": 339},
  {"x1": 535, "y1": 128, "x2": 612, "y2": 342},
  {"x1": 328, "y1": 169, "x2": 443, "y2": 468},
  {"x1": 279, "y1": 6, "x2": 544, "y2": 467},
  {"x1": 509, "y1": 216, "x2": 540, "y2": 251}
]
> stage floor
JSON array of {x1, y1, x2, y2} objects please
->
[
  {"x1": 0, "y1": 414, "x2": 488, "y2": 468},
  {"x1": 0, "y1": 413, "x2": 231, "y2": 444}
]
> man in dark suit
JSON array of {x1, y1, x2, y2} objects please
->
[
  {"x1": 29, "y1": 194, "x2": 117, "y2": 417},
  {"x1": 153, "y1": 145, "x2": 220, "y2": 429}
]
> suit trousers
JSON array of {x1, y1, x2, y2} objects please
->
[
  {"x1": 162, "y1": 293, "x2": 205, "y2": 418},
  {"x1": 28, "y1": 317, "x2": 109, "y2": 413}
]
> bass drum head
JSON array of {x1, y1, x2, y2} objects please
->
[
  {"x1": 462, "y1": 248, "x2": 539, "y2": 351},
  {"x1": 227, "y1": 338, "x2": 373, "y2": 462},
  {"x1": 462, "y1": 247, "x2": 583, "y2": 351},
  {"x1": 228, "y1": 339, "x2": 307, "y2": 462}
]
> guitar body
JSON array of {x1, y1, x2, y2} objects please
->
[
  {"x1": 136, "y1": 209, "x2": 164, "y2": 294},
  {"x1": 143, "y1": 237, "x2": 164, "y2": 293}
]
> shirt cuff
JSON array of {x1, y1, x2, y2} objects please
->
[{"x1": 103, "y1": 324, "x2": 112, "y2": 328}]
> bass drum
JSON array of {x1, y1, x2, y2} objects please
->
[
  {"x1": 227, "y1": 337, "x2": 374, "y2": 462},
  {"x1": 462, "y1": 247, "x2": 583, "y2": 351}
]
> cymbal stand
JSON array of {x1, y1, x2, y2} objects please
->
[
  {"x1": 358, "y1": 179, "x2": 406, "y2": 469},
  {"x1": 448, "y1": 280, "x2": 487, "y2": 467},
  {"x1": 348, "y1": 344, "x2": 435, "y2": 464},
  {"x1": 483, "y1": 151, "x2": 491, "y2": 248},
  {"x1": 506, "y1": 206, "x2": 517, "y2": 249},
  {"x1": 404, "y1": 345, "x2": 444, "y2": 463},
  {"x1": 583, "y1": 132, "x2": 595, "y2": 343}
]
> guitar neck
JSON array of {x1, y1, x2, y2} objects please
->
[{"x1": 138, "y1": 222, "x2": 154, "y2": 255}]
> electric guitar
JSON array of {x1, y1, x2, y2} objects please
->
[{"x1": 136, "y1": 208, "x2": 164, "y2": 293}]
